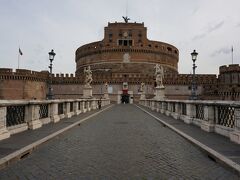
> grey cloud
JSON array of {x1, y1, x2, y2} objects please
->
[
  {"x1": 207, "y1": 21, "x2": 224, "y2": 33},
  {"x1": 192, "y1": 7, "x2": 199, "y2": 15},
  {"x1": 236, "y1": 23, "x2": 240, "y2": 27},
  {"x1": 210, "y1": 47, "x2": 231, "y2": 57},
  {"x1": 192, "y1": 21, "x2": 224, "y2": 41},
  {"x1": 192, "y1": 33, "x2": 206, "y2": 41}
]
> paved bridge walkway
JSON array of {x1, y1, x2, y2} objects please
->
[{"x1": 0, "y1": 104, "x2": 239, "y2": 179}]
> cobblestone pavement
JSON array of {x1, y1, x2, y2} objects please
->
[{"x1": 0, "y1": 104, "x2": 238, "y2": 179}]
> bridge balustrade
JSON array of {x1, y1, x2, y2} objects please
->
[
  {"x1": 140, "y1": 99, "x2": 240, "y2": 144},
  {"x1": 0, "y1": 98, "x2": 110, "y2": 141}
]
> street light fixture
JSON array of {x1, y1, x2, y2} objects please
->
[
  {"x1": 190, "y1": 49, "x2": 198, "y2": 100},
  {"x1": 46, "y1": 49, "x2": 56, "y2": 100}
]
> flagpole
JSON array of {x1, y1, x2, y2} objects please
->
[
  {"x1": 231, "y1": 46, "x2": 233, "y2": 64},
  {"x1": 18, "y1": 50, "x2": 20, "y2": 69}
]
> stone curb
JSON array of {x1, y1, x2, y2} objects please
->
[
  {"x1": 0, "y1": 105, "x2": 114, "y2": 170},
  {"x1": 136, "y1": 105, "x2": 240, "y2": 176}
]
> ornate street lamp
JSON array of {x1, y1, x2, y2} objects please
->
[
  {"x1": 190, "y1": 50, "x2": 198, "y2": 100},
  {"x1": 46, "y1": 49, "x2": 56, "y2": 100}
]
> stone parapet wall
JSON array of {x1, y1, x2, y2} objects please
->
[
  {"x1": 0, "y1": 98, "x2": 111, "y2": 140},
  {"x1": 139, "y1": 99, "x2": 240, "y2": 144}
]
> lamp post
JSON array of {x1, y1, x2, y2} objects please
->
[
  {"x1": 190, "y1": 50, "x2": 198, "y2": 100},
  {"x1": 46, "y1": 49, "x2": 56, "y2": 100}
]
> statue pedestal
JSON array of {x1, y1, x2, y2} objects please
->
[
  {"x1": 83, "y1": 86, "x2": 92, "y2": 98},
  {"x1": 154, "y1": 86, "x2": 165, "y2": 100},
  {"x1": 104, "y1": 93, "x2": 109, "y2": 99},
  {"x1": 140, "y1": 92, "x2": 146, "y2": 100}
]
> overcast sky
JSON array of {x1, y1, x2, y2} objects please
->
[{"x1": 0, "y1": 0, "x2": 240, "y2": 75}]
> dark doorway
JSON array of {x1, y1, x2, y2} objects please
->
[{"x1": 121, "y1": 94, "x2": 129, "y2": 104}]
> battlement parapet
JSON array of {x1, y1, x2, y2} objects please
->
[
  {"x1": 0, "y1": 68, "x2": 13, "y2": 73},
  {"x1": 219, "y1": 64, "x2": 240, "y2": 74},
  {"x1": 0, "y1": 68, "x2": 49, "y2": 81}
]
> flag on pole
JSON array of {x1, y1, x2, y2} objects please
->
[{"x1": 19, "y1": 48, "x2": 23, "y2": 56}]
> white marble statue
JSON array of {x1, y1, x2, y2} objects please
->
[
  {"x1": 105, "y1": 82, "x2": 109, "y2": 93},
  {"x1": 84, "y1": 66, "x2": 92, "y2": 88},
  {"x1": 140, "y1": 82, "x2": 145, "y2": 92},
  {"x1": 154, "y1": 64, "x2": 164, "y2": 87}
]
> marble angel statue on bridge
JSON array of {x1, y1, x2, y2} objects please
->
[
  {"x1": 154, "y1": 64, "x2": 164, "y2": 88},
  {"x1": 84, "y1": 66, "x2": 93, "y2": 88}
]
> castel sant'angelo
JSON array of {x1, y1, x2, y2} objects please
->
[{"x1": 0, "y1": 18, "x2": 240, "y2": 101}]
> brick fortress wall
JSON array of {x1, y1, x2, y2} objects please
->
[
  {"x1": 0, "y1": 67, "x2": 221, "y2": 101},
  {"x1": 0, "y1": 68, "x2": 48, "y2": 100}
]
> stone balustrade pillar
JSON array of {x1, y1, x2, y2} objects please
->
[
  {"x1": 201, "y1": 105, "x2": 215, "y2": 132},
  {"x1": 230, "y1": 108, "x2": 240, "y2": 144},
  {"x1": 160, "y1": 101, "x2": 166, "y2": 114},
  {"x1": 0, "y1": 107, "x2": 10, "y2": 140},
  {"x1": 92, "y1": 99, "x2": 97, "y2": 110},
  {"x1": 172, "y1": 103, "x2": 180, "y2": 120},
  {"x1": 85, "y1": 101, "x2": 90, "y2": 111},
  {"x1": 64, "y1": 102, "x2": 72, "y2": 118},
  {"x1": 181, "y1": 103, "x2": 195, "y2": 124},
  {"x1": 81, "y1": 101, "x2": 87, "y2": 113},
  {"x1": 165, "y1": 102, "x2": 171, "y2": 116},
  {"x1": 156, "y1": 101, "x2": 160, "y2": 112},
  {"x1": 151, "y1": 101, "x2": 155, "y2": 111},
  {"x1": 50, "y1": 102, "x2": 60, "y2": 123},
  {"x1": 26, "y1": 104, "x2": 42, "y2": 130},
  {"x1": 73, "y1": 101, "x2": 81, "y2": 115}
]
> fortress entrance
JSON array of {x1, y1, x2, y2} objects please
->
[{"x1": 121, "y1": 94, "x2": 129, "y2": 104}]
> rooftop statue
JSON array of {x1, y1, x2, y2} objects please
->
[{"x1": 122, "y1": 16, "x2": 130, "y2": 23}]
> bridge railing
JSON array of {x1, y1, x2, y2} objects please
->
[
  {"x1": 139, "y1": 99, "x2": 240, "y2": 144},
  {"x1": 0, "y1": 98, "x2": 110, "y2": 140}
]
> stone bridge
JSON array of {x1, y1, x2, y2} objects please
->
[{"x1": 0, "y1": 99, "x2": 240, "y2": 178}]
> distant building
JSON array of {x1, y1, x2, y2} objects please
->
[{"x1": 0, "y1": 20, "x2": 239, "y2": 101}]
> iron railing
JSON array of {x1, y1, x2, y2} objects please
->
[{"x1": 6, "y1": 105, "x2": 25, "y2": 126}]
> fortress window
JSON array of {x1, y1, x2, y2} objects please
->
[
  {"x1": 174, "y1": 50, "x2": 178, "y2": 54},
  {"x1": 118, "y1": 40, "x2": 123, "y2": 45},
  {"x1": 148, "y1": 44, "x2": 152, "y2": 47},
  {"x1": 167, "y1": 47, "x2": 172, "y2": 51},
  {"x1": 109, "y1": 33, "x2": 113, "y2": 38},
  {"x1": 138, "y1": 33, "x2": 142, "y2": 37},
  {"x1": 118, "y1": 39, "x2": 133, "y2": 46},
  {"x1": 129, "y1": 40, "x2": 132, "y2": 46},
  {"x1": 109, "y1": 39, "x2": 112, "y2": 43}
]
